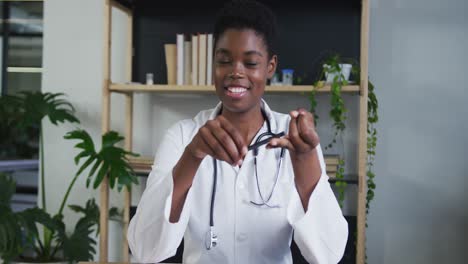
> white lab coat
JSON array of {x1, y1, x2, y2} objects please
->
[{"x1": 128, "y1": 100, "x2": 348, "y2": 264}]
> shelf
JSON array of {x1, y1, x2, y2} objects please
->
[
  {"x1": 329, "y1": 176, "x2": 359, "y2": 185},
  {"x1": 109, "y1": 83, "x2": 360, "y2": 94}
]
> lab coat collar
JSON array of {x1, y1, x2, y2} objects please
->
[{"x1": 208, "y1": 99, "x2": 277, "y2": 131}]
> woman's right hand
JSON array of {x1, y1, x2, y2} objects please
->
[{"x1": 186, "y1": 115, "x2": 247, "y2": 166}]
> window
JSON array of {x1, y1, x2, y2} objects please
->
[{"x1": 1, "y1": 0, "x2": 43, "y2": 95}]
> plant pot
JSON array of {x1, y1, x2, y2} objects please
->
[{"x1": 324, "y1": 63, "x2": 352, "y2": 83}]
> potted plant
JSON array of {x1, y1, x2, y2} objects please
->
[
  {"x1": 309, "y1": 53, "x2": 379, "y2": 212},
  {"x1": 0, "y1": 92, "x2": 139, "y2": 263}
]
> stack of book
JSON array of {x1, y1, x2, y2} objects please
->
[
  {"x1": 324, "y1": 155, "x2": 340, "y2": 178},
  {"x1": 165, "y1": 33, "x2": 214, "y2": 86},
  {"x1": 127, "y1": 156, "x2": 153, "y2": 174}
]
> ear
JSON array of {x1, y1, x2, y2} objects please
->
[{"x1": 267, "y1": 55, "x2": 278, "y2": 79}]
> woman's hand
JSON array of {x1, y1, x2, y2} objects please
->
[
  {"x1": 266, "y1": 108, "x2": 321, "y2": 210},
  {"x1": 187, "y1": 115, "x2": 247, "y2": 166},
  {"x1": 267, "y1": 108, "x2": 320, "y2": 157}
]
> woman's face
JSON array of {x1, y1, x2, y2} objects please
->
[{"x1": 214, "y1": 29, "x2": 277, "y2": 114}]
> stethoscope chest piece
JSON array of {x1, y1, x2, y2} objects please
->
[{"x1": 205, "y1": 227, "x2": 218, "y2": 250}]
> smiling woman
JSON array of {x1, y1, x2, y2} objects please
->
[
  {"x1": 214, "y1": 29, "x2": 277, "y2": 119},
  {"x1": 127, "y1": 1, "x2": 348, "y2": 264}
]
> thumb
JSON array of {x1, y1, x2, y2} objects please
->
[{"x1": 266, "y1": 136, "x2": 295, "y2": 152}]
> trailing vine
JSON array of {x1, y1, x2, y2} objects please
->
[
  {"x1": 334, "y1": 158, "x2": 347, "y2": 208},
  {"x1": 311, "y1": 53, "x2": 379, "y2": 214},
  {"x1": 366, "y1": 80, "x2": 378, "y2": 220},
  {"x1": 312, "y1": 54, "x2": 348, "y2": 151},
  {"x1": 309, "y1": 52, "x2": 379, "y2": 262},
  {"x1": 311, "y1": 54, "x2": 350, "y2": 208}
]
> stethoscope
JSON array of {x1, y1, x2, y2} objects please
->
[{"x1": 205, "y1": 108, "x2": 286, "y2": 250}]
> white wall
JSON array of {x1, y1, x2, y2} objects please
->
[
  {"x1": 42, "y1": 0, "x2": 467, "y2": 263},
  {"x1": 42, "y1": 0, "x2": 117, "y2": 260},
  {"x1": 367, "y1": 0, "x2": 468, "y2": 263}
]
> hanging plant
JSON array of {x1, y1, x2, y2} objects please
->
[
  {"x1": 310, "y1": 53, "x2": 379, "y2": 213},
  {"x1": 366, "y1": 80, "x2": 378, "y2": 218},
  {"x1": 312, "y1": 54, "x2": 349, "y2": 151},
  {"x1": 334, "y1": 158, "x2": 347, "y2": 208},
  {"x1": 311, "y1": 54, "x2": 351, "y2": 208}
]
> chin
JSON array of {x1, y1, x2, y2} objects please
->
[{"x1": 221, "y1": 98, "x2": 261, "y2": 114}]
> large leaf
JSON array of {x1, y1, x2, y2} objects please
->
[
  {"x1": 68, "y1": 198, "x2": 100, "y2": 235},
  {"x1": 65, "y1": 129, "x2": 139, "y2": 191},
  {"x1": 18, "y1": 91, "x2": 80, "y2": 128},
  {"x1": 0, "y1": 174, "x2": 22, "y2": 262},
  {"x1": 58, "y1": 215, "x2": 97, "y2": 262},
  {"x1": 16, "y1": 208, "x2": 64, "y2": 251},
  {"x1": 0, "y1": 205, "x2": 22, "y2": 262}
]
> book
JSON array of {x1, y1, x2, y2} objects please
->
[
  {"x1": 184, "y1": 41, "x2": 192, "y2": 85},
  {"x1": 164, "y1": 44, "x2": 177, "y2": 85},
  {"x1": 128, "y1": 156, "x2": 153, "y2": 174},
  {"x1": 198, "y1": 34, "x2": 207, "y2": 85},
  {"x1": 324, "y1": 155, "x2": 340, "y2": 165},
  {"x1": 176, "y1": 34, "x2": 184, "y2": 85},
  {"x1": 326, "y1": 164, "x2": 338, "y2": 172},
  {"x1": 206, "y1": 34, "x2": 213, "y2": 85},
  {"x1": 191, "y1": 34, "x2": 199, "y2": 85}
]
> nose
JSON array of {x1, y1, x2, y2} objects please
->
[{"x1": 229, "y1": 62, "x2": 245, "y2": 79}]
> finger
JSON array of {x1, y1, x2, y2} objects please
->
[
  {"x1": 267, "y1": 137, "x2": 295, "y2": 151},
  {"x1": 200, "y1": 126, "x2": 234, "y2": 164},
  {"x1": 217, "y1": 116, "x2": 247, "y2": 157},
  {"x1": 297, "y1": 112, "x2": 318, "y2": 146},
  {"x1": 207, "y1": 119, "x2": 244, "y2": 164},
  {"x1": 289, "y1": 111, "x2": 310, "y2": 151},
  {"x1": 210, "y1": 124, "x2": 242, "y2": 164}
]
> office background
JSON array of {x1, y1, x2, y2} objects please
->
[{"x1": 4, "y1": 0, "x2": 466, "y2": 263}]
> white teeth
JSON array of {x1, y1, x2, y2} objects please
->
[{"x1": 227, "y1": 87, "x2": 247, "y2": 93}]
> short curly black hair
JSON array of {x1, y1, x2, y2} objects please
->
[{"x1": 213, "y1": 0, "x2": 278, "y2": 59}]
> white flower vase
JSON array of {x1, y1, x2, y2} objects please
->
[{"x1": 324, "y1": 64, "x2": 352, "y2": 83}]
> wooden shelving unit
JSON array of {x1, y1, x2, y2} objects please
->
[
  {"x1": 100, "y1": 0, "x2": 369, "y2": 263},
  {"x1": 109, "y1": 83, "x2": 361, "y2": 93}
]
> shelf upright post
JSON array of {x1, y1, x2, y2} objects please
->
[
  {"x1": 122, "y1": 6, "x2": 134, "y2": 263},
  {"x1": 357, "y1": 0, "x2": 370, "y2": 263},
  {"x1": 100, "y1": 0, "x2": 112, "y2": 262}
]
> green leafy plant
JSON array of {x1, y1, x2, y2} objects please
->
[
  {"x1": 310, "y1": 53, "x2": 379, "y2": 213},
  {"x1": 310, "y1": 54, "x2": 351, "y2": 208},
  {"x1": 0, "y1": 95, "x2": 38, "y2": 159},
  {"x1": 312, "y1": 54, "x2": 349, "y2": 150},
  {"x1": 0, "y1": 91, "x2": 139, "y2": 263},
  {"x1": 333, "y1": 159, "x2": 347, "y2": 208},
  {"x1": 365, "y1": 81, "x2": 378, "y2": 219}
]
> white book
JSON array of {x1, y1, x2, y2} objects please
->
[
  {"x1": 206, "y1": 34, "x2": 213, "y2": 85},
  {"x1": 198, "y1": 34, "x2": 207, "y2": 85},
  {"x1": 176, "y1": 34, "x2": 184, "y2": 85},
  {"x1": 184, "y1": 41, "x2": 192, "y2": 85},
  {"x1": 191, "y1": 35, "x2": 199, "y2": 85}
]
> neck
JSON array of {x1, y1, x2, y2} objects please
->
[{"x1": 221, "y1": 104, "x2": 264, "y2": 145}]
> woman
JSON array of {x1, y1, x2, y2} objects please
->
[{"x1": 128, "y1": 1, "x2": 348, "y2": 263}]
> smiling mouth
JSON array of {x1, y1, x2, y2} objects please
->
[{"x1": 225, "y1": 86, "x2": 249, "y2": 98}]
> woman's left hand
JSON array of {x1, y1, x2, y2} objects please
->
[
  {"x1": 267, "y1": 108, "x2": 321, "y2": 210},
  {"x1": 267, "y1": 108, "x2": 320, "y2": 158}
]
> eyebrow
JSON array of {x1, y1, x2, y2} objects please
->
[{"x1": 215, "y1": 48, "x2": 263, "y2": 57}]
